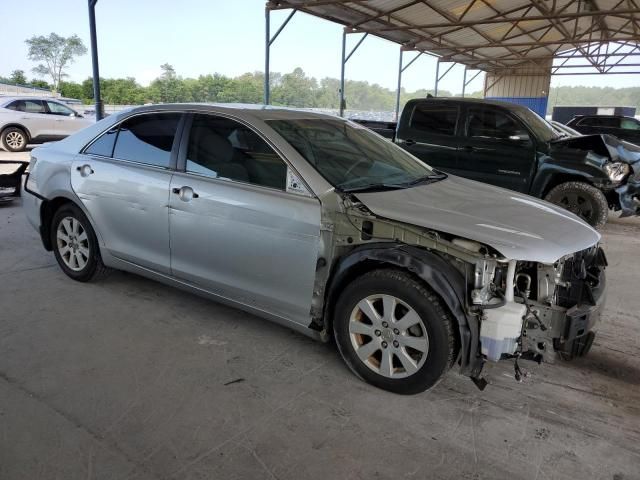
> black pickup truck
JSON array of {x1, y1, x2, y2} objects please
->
[{"x1": 355, "y1": 97, "x2": 640, "y2": 229}]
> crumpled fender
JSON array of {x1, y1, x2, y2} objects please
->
[{"x1": 616, "y1": 160, "x2": 640, "y2": 217}]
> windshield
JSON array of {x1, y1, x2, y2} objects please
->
[
  {"x1": 513, "y1": 107, "x2": 560, "y2": 143},
  {"x1": 266, "y1": 118, "x2": 437, "y2": 191}
]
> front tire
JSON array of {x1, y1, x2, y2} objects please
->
[
  {"x1": 51, "y1": 203, "x2": 110, "y2": 282},
  {"x1": 1, "y1": 127, "x2": 28, "y2": 152},
  {"x1": 544, "y1": 181, "x2": 608, "y2": 229},
  {"x1": 333, "y1": 269, "x2": 456, "y2": 394}
]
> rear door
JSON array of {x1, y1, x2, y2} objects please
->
[
  {"x1": 456, "y1": 105, "x2": 536, "y2": 193},
  {"x1": 168, "y1": 113, "x2": 321, "y2": 325},
  {"x1": 7, "y1": 99, "x2": 56, "y2": 139},
  {"x1": 396, "y1": 101, "x2": 460, "y2": 172},
  {"x1": 71, "y1": 112, "x2": 183, "y2": 274}
]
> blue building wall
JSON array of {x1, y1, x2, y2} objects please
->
[{"x1": 486, "y1": 96, "x2": 548, "y2": 117}]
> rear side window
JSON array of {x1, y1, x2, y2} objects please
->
[
  {"x1": 112, "y1": 113, "x2": 181, "y2": 168},
  {"x1": 579, "y1": 116, "x2": 619, "y2": 128},
  {"x1": 620, "y1": 118, "x2": 640, "y2": 130},
  {"x1": 86, "y1": 127, "x2": 118, "y2": 157},
  {"x1": 466, "y1": 108, "x2": 529, "y2": 140},
  {"x1": 409, "y1": 104, "x2": 458, "y2": 136},
  {"x1": 6, "y1": 100, "x2": 46, "y2": 113}
]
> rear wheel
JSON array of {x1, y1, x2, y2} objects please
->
[
  {"x1": 544, "y1": 181, "x2": 608, "y2": 229},
  {"x1": 333, "y1": 269, "x2": 456, "y2": 394},
  {"x1": 51, "y1": 203, "x2": 111, "y2": 282},
  {"x1": 1, "y1": 127, "x2": 28, "y2": 152}
]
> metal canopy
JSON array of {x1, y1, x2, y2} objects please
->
[{"x1": 267, "y1": 0, "x2": 640, "y2": 75}]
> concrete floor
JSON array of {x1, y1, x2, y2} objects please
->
[{"x1": 0, "y1": 166, "x2": 639, "y2": 478}]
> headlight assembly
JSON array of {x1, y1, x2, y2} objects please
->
[{"x1": 604, "y1": 161, "x2": 630, "y2": 182}]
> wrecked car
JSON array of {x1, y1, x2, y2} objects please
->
[
  {"x1": 22, "y1": 105, "x2": 607, "y2": 394},
  {"x1": 356, "y1": 97, "x2": 639, "y2": 229}
]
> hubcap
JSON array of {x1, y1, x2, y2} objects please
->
[
  {"x1": 558, "y1": 193, "x2": 593, "y2": 222},
  {"x1": 5, "y1": 131, "x2": 25, "y2": 149},
  {"x1": 348, "y1": 294, "x2": 429, "y2": 379},
  {"x1": 56, "y1": 217, "x2": 89, "y2": 271}
]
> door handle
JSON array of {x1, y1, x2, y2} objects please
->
[
  {"x1": 404, "y1": 139, "x2": 416, "y2": 146},
  {"x1": 76, "y1": 164, "x2": 94, "y2": 177},
  {"x1": 172, "y1": 186, "x2": 199, "y2": 201}
]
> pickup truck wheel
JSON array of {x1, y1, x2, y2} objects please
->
[
  {"x1": 1, "y1": 127, "x2": 28, "y2": 152},
  {"x1": 51, "y1": 203, "x2": 111, "y2": 282},
  {"x1": 544, "y1": 181, "x2": 608, "y2": 229},
  {"x1": 333, "y1": 269, "x2": 456, "y2": 394}
]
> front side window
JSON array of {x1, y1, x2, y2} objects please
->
[
  {"x1": 186, "y1": 114, "x2": 287, "y2": 190},
  {"x1": 409, "y1": 104, "x2": 458, "y2": 136},
  {"x1": 46, "y1": 101, "x2": 76, "y2": 116},
  {"x1": 620, "y1": 118, "x2": 640, "y2": 130},
  {"x1": 112, "y1": 113, "x2": 180, "y2": 168},
  {"x1": 467, "y1": 108, "x2": 530, "y2": 141},
  {"x1": 267, "y1": 118, "x2": 437, "y2": 192}
]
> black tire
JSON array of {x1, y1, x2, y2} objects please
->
[
  {"x1": 544, "y1": 181, "x2": 609, "y2": 230},
  {"x1": 51, "y1": 203, "x2": 111, "y2": 282},
  {"x1": 333, "y1": 269, "x2": 456, "y2": 395},
  {"x1": 1, "y1": 127, "x2": 28, "y2": 152}
]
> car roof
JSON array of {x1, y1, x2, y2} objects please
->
[
  {"x1": 124, "y1": 102, "x2": 345, "y2": 121},
  {"x1": 0, "y1": 96, "x2": 63, "y2": 104}
]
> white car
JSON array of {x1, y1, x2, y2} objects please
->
[{"x1": 0, "y1": 96, "x2": 93, "y2": 152}]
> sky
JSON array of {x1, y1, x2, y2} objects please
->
[{"x1": 1, "y1": 0, "x2": 639, "y2": 96}]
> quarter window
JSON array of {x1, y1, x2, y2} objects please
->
[
  {"x1": 186, "y1": 114, "x2": 287, "y2": 190},
  {"x1": 409, "y1": 104, "x2": 458, "y2": 136},
  {"x1": 112, "y1": 113, "x2": 180, "y2": 168},
  {"x1": 466, "y1": 108, "x2": 529, "y2": 141}
]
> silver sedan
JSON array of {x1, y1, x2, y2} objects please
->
[{"x1": 23, "y1": 104, "x2": 606, "y2": 394}]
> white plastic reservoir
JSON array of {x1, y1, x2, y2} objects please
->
[{"x1": 480, "y1": 301, "x2": 526, "y2": 362}]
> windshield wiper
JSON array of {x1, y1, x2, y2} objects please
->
[
  {"x1": 403, "y1": 172, "x2": 448, "y2": 186},
  {"x1": 337, "y1": 183, "x2": 408, "y2": 193}
]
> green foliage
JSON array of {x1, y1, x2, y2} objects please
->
[
  {"x1": 9, "y1": 70, "x2": 27, "y2": 85},
  {"x1": 25, "y1": 33, "x2": 87, "y2": 92},
  {"x1": 29, "y1": 79, "x2": 50, "y2": 89},
  {"x1": 547, "y1": 85, "x2": 640, "y2": 114}
]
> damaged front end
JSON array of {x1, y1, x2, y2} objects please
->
[{"x1": 475, "y1": 246, "x2": 607, "y2": 369}]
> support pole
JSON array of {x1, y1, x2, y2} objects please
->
[
  {"x1": 394, "y1": 49, "x2": 403, "y2": 120},
  {"x1": 264, "y1": 7, "x2": 270, "y2": 105},
  {"x1": 88, "y1": 0, "x2": 103, "y2": 120},
  {"x1": 462, "y1": 68, "x2": 467, "y2": 97},
  {"x1": 434, "y1": 60, "x2": 440, "y2": 96},
  {"x1": 339, "y1": 29, "x2": 346, "y2": 117}
]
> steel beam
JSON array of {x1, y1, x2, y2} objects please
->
[
  {"x1": 394, "y1": 50, "x2": 423, "y2": 119},
  {"x1": 339, "y1": 31, "x2": 368, "y2": 117},
  {"x1": 264, "y1": 8, "x2": 297, "y2": 105},
  {"x1": 88, "y1": 0, "x2": 103, "y2": 120}
]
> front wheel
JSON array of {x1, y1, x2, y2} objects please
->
[
  {"x1": 544, "y1": 181, "x2": 609, "y2": 229},
  {"x1": 51, "y1": 203, "x2": 111, "y2": 282},
  {"x1": 333, "y1": 269, "x2": 456, "y2": 394}
]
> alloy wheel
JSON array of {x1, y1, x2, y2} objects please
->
[
  {"x1": 56, "y1": 217, "x2": 90, "y2": 271},
  {"x1": 5, "y1": 131, "x2": 25, "y2": 150},
  {"x1": 348, "y1": 294, "x2": 429, "y2": 379},
  {"x1": 558, "y1": 193, "x2": 594, "y2": 222}
]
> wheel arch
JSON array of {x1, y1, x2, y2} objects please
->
[
  {"x1": 1, "y1": 123, "x2": 32, "y2": 140},
  {"x1": 39, "y1": 195, "x2": 82, "y2": 251},
  {"x1": 536, "y1": 172, "x2": 595, "y2": 198},
  {"x1": 324, "y1": 243, "x2": 482, "y2": 377}
]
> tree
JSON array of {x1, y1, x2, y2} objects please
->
[
  {"x1": 29, "y1": 78, "x2": 50, "y2": 90},
  {"x1": 9, "y1": 70, "x2": 27, "y2": 85},
  {"x1": 25, "y1": 33, "x2": 87, "y2": 92}
]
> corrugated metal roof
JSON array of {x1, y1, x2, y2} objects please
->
[{"x1": 267, "y1": 0, "x2": 640, "y2": 74}]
